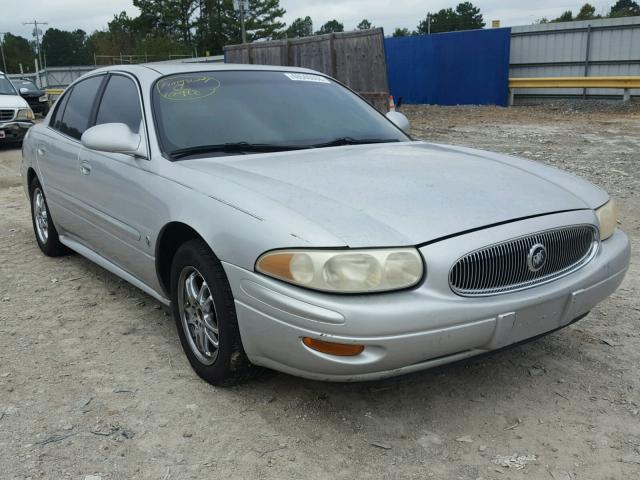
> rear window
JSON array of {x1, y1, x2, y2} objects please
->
[
  {"x1": 12, "y1": 79, "x2": 38, "y2": 90},
  {"x1": 50, "y1": 90, "x2": 71, "y2": 131}
]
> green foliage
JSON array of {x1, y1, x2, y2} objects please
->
[
  {"x1": 392, "y1": 28, "x2": 411, "y2": 37},
  {"x1": 237, "y1": 0, "x2": 286, "y2": 41},
  {"x1": 416, "y1": 2, "x2": 484, "y2": 34},
  {"x1": 454, "y1": 2, "x2": 485, "y2": 30},
  {"x1": 42, "y1": 28, "x2": 92, "y2": 66},
  {"x1": 316, "y1": 20, "x2": 344, "y2": 35},
  {"x1": 357, "y1": 19, "x2": 373, "y2": 30},
  {"x1": 544, "y1": 1, "x2": 640, "y2": 23},
  {"x1": 282, "y1": 16, "x2": 314, "y2": 38},
  {"x1": 609, "y1": 0, "x2": 640, "y2": 17},
  {"x1": 0, "y1": 33, "x2": 35, "y2": 73},
  {"x1": 550, "y1": 10, "x2": 574, "y2": 22},
  {"x1": 133, "y1": 0, "x2": 198, "y2": 44},
  {"x1": 197, "y1": 0, "x2": 285, "y2": 53},
  {"x1": 576, "y1": 3, "x2": 599, "y2": 19}
]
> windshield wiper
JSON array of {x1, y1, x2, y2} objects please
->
[
  {"x1": 170, "y1": 138, "x2": 402, "y2": 160},
  {"x1": 169, "y1": 142, "x2": 307, "y2": 160},
  {"x1": 311, "y1": 137, "x2": 401, "y2": 148}
]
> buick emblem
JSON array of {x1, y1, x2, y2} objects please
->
[{"x1": 527, "y1": 243, "x2": 547, "y2": 272}]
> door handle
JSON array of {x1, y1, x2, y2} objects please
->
[{"x1": 80, "y1": 162, "x2": 91, "y2": 175}]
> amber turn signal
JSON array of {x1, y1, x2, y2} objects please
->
[{"x1": 302, "y1": 337, "x2": 365, "y2": 356}]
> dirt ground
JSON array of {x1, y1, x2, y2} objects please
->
[{"x1": 1, "y1": 105, "x2": 639, "y2": 480}]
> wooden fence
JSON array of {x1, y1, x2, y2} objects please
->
[{"x1": 224, "y1": 28, "x2": 389, "y2": 112}]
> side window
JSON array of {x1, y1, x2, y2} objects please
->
[
  {"x1": 95, "y1": 75, "x2": 142, "y2": 133},
  {"x1": 49, "y1": 89, "x2": 72, "y2": 131},
  {"x1": 58, "y1": 75, "x2": 104, "y2": 140}
]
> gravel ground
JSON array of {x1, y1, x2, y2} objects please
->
[{"x1": 1, "y1": 105, "x2": 639, "y2": 480}]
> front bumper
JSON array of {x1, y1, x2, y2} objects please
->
[
  {"x1": 0, "y1": 121, "x2": 33, "y2": 142},
  {"x1": 223, "y1": 211, "x2": 630, "y2": 382}
]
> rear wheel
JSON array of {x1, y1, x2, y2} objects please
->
[
  {"x1": 29, "y1": 178, "x2": 69, "y2": 257},
  {"x1": 170, "y1": 239, "x2": 255, "y2": 386}
]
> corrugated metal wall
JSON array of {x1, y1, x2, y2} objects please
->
[
  {"x1": 510, "y1": 15, "x2": 640, "y2": 100},
  {"x1": 385, "y1": 29, "x2": 511, "y2": 106}
]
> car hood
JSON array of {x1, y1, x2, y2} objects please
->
[
  {"x1": 181, "y1": 142, "x2": 607, "y2": 247},
  {"x1": 0, "y1": 94, "x2": 29, "y2": 109}
]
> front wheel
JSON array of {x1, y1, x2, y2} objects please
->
[{"x1": 170, "y1": 239, "x2": 255, "y2": 386}]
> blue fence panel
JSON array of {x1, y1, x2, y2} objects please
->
[{"x1": 385, "y1": 28, "x2": 511, "y2": 106}]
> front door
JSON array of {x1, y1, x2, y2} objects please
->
[{"x1": 72, "y1": 73, "x2": 160, "y2": 288}]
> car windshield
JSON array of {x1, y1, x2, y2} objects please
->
[
  {"x1": 0, "y1": 76, "x2": 18, "y2": 95},
  {"x1": 11, "y1": 79, "x2": 38, "y2": 90},
  {"x1": 152, "y1": 70, "x2": 409, "y2": 158}
]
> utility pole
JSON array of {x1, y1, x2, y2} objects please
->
[
  {"x1": 427, "y1": 14, "x2": 432, "y2": 34},
  {"x1": 234, "y1": 0, "x2": 248, "y2": 44},
  {"x1": 240, "y1": 2, "x2": 247, "y2": 44},
  {"x1": 22, "y1": 20, "x2": 48, "y2": 85},
  {"x1": 0, "y1": 32, "x2": 8, "y2": 73}
]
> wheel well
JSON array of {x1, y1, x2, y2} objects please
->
[
  {"x1": 156, "y1": 222, "x2": 204, "y2": 296},
  {"x1": 27, "y1": 168, "x2": 37, "y2": 192}
]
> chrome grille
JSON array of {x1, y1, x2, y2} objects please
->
[
  {"x1": 449, "y1": 225, "x2": 599, "y2": 297},
  {"x1": 0, "y1": 109, "x2": 15, "y2": 121}
]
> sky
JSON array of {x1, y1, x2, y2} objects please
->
[{"x1": 0, "y1": 0, "x2": 617, "y2": 40}]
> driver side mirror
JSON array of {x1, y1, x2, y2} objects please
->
[
  {"x1": 81, "y1": 123, "x2": 147, "y2": 158},
  {"x1": 385, "y1": 111, "x2": 411, "y2": 134}
]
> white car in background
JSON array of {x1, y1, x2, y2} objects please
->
[{"x1": 0, "y1": 71, "x2": 35, "y2": 145}]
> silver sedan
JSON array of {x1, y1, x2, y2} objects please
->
[{"x1": 21, "y1": 64, "x2": 630, "y2": 385}]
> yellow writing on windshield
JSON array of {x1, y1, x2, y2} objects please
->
[{"x1": 156, "y1": 75, "x2": 221, "y2": 101}]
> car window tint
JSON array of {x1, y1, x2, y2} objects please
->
[
  {"x1": 95, "y1": 75, "x2": 142, "y2": 133},
  {"x1": 50, "y1": 90, "x2": 71, "y2": 130},
  {"x1": 58, "y1": 75, "x2": 104, "y2": 140}
]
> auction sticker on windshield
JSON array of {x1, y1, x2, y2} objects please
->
[
  {"x1": 284, "y1": 73, "x2": 331, "y2": 84},
  {"x1": 156, "y1": 75, "x2": 221, "y2": 101}
]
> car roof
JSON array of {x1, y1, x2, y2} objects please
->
[{"x1": 91, "y1": 63, "x2": 322, "y2": 79}]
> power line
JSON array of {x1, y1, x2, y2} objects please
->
[
  {"x1": 22, "y1": 20, "x2": 48, "y2": 83},
  {"x1": 22, "y1": 20, "x2": 49, "y2": 69}
]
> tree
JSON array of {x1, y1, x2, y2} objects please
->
[
  {"x1": 416, "y1": 2, "x2": 484, "y2": 34},
  {"x1": 392, "y1": 27, "x2": 411, "y2": 37},
  {"x1": 417, "y1": 9, "x2": 455, "y2": 33},
  {"x1": 134, "y1": 0, "x2": 198, "y2": 44},
  {"x1": 357, "y1": 19, "x2": 373, "y2": 30},
  {"x1": 0, "y1": 33, "x2": 35, "y2": 73},
  {"x1": 454, "y1": 1, "x2": 485, "y2": 30},
  {"x1": 551, "y1": 10, "x2": 574, "y2": 22},
  {"x1": 576, "y1": 3, "x2": 598, "y2": 19},
  {"x1": 609, "y1": 0, "x2": 640, "y2": 17},
  {"x1": 316, "y1": 19, "x2": 344, "y2": 35},
  {"x1": 42, "y1": 28, "x2": 93, "y2": 66},
  {"x1": 283, "y1": 16, "x2": 313, "y2": 38}
]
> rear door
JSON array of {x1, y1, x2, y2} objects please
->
[{"x1": 36, "y1": 74, "x2": 106, "y2": 239}]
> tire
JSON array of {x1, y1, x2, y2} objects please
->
[
  {"x1": 29, "y1": 177, "x2": 70, "y2": 257},
  {"x1": 170, "y1": 239, "x2": 255, "y2": 386}
]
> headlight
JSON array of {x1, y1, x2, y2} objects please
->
[
  {"x1": 39, "y1": 94, "x2": 48, "y2": 102},
  {"x1": 595, "y1": 199, "x2": 619, "y2": 241},
  {"x1": 256, "y1": 248, "x2": 424, "y2": 293},
  {"x1": 15, "y1": 108, "x2": 34, "y2": 121}
]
